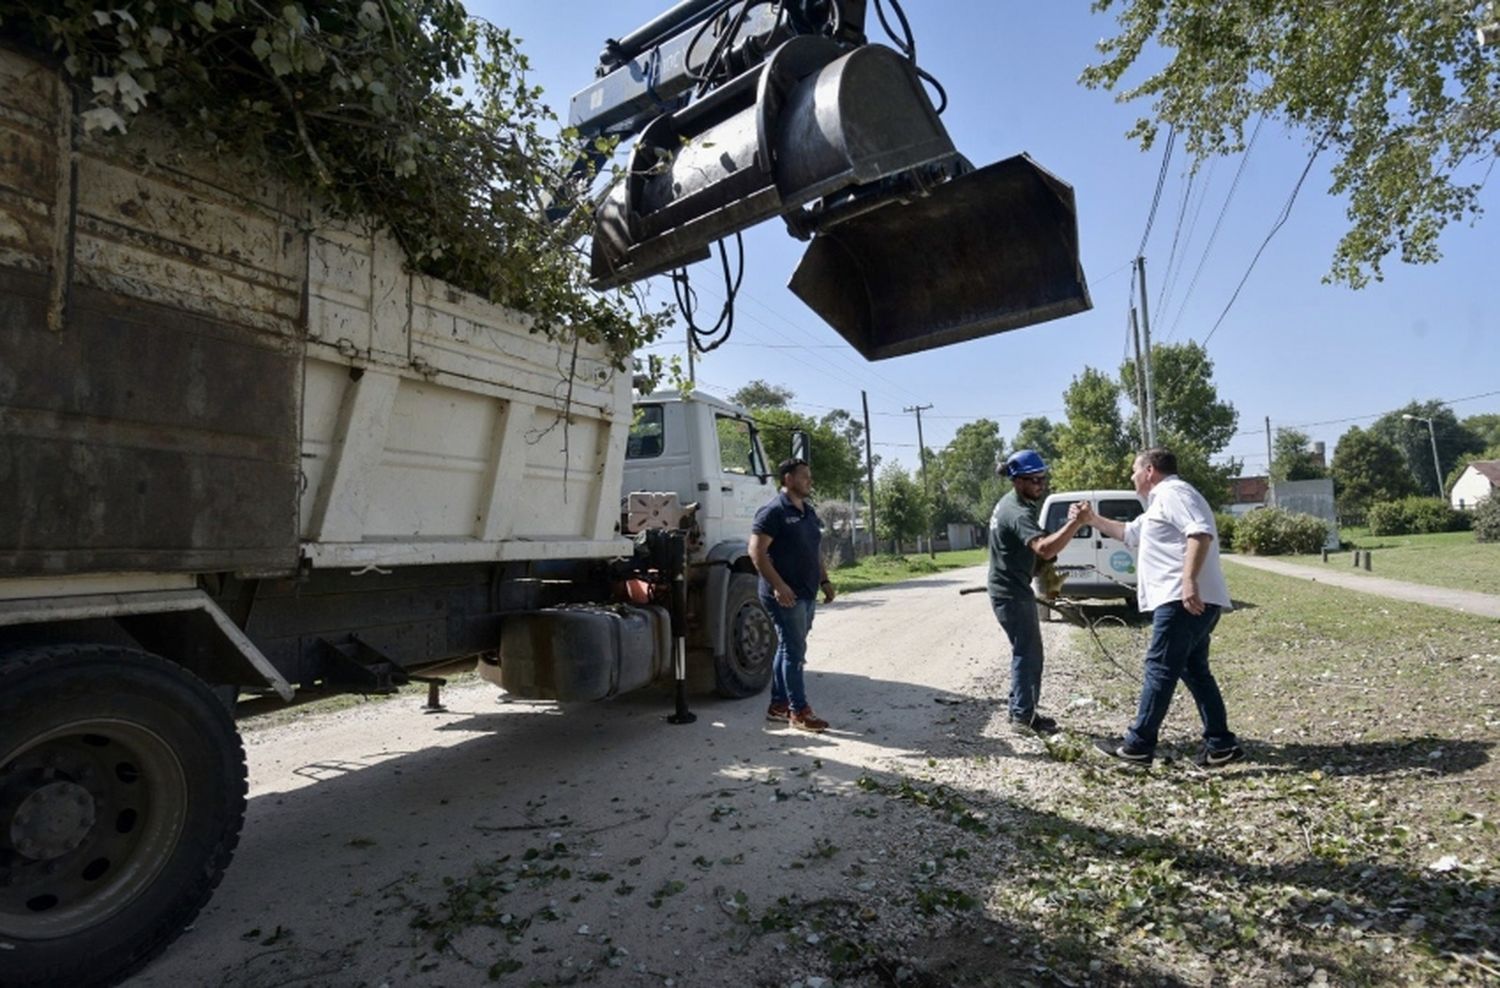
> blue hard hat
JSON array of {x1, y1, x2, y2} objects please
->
[{"x1": 1002, "y1": 449, "x2": 1048, "y2": 477}]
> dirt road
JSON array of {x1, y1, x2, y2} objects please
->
[{"x1": 126, "y1": 566, "x2": 1089, "y2": 988}]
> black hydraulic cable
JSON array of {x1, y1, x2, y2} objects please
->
[{"x1": 672, "y1": 233, "x2": 745, "y2": 353}]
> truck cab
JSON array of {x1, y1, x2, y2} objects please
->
[
  {"x1": 624, "y1": 391, "x2": 773, "y2": 554},
  {"x1": 622, "y1": 391, "x2": 779, "y2": 697}
]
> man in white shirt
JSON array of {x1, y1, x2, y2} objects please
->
[{"x1": 1077, "y1": 448, "x2": 1244, "y2": 767}]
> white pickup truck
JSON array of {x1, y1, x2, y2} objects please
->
[{"x1": 0, "y1": 46, "x2": 784, "y2": 986}]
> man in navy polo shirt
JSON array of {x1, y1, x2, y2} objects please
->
[{"x1": 749, "y1": 458, "x2": 836, "y2": 732}]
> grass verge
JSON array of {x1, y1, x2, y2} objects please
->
[
  {"x1": 1285, "y1": 529, "x2": 1500, "y2": 596},
  {"x1": 829, "y1": 549, "x2": 987, "y2": 594}
]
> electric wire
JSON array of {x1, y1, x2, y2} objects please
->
[
  {"x1": 1136, "y1": 125, "x2": 1177, "y2": 256},
  {"x1": 1153, "y1": 163, "x2": 1197, "y2": 320},
  {"x1": 1164, "y1": 116, "x2": 1264, "y2": 341},
  {"x1": 1200, "y1": 133, "x2": 1328, "y2": 347},
  {"x1": 1156, "y1": 154, "x2": 1218, "y2": 329}
]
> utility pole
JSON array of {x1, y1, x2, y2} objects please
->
[
  {"x1": 686, "y1": 324, "x2": 696, "y2": 384},
  {"x1": 1135, "y1": 256, "x2": 1157, "y2": 447},
  {"x1": 1129, "y1": 306, "x2": 1148, "y2": 446},
  {"x1": 904, "y1": 403, "x2": 935, "y2": 558},
  {"x1": 1264, "y1": 416, "x2": 1275, "y2": 507},
  {"x1": 862, "y1": 390, "x2": 877, "y2": 556}
]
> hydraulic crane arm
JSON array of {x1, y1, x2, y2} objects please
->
[{"x1": 569, "y1": 0, "x2": 1092, "y2": 360}]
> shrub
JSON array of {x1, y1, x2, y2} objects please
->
[
  {"x1": 1474, "y1": 494, "x2": 1500, "y2": 543},
  {"x1": 1366, "y1": 497, "x2": 1471, "y2": 536},
  {"x1": 1213, "y1": 512, "x2": 1237, "y2": 552},
  {"x1": 1233, "y1": 507, "x2": 1330, "y2": 555}
]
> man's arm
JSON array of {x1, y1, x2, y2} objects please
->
[
  {"x1": 818, "y1": 559, "x2": 836, "y2": 603},
  {"x1": 748, "y1": 533, "x2": 795, "y2": 606},
  {"x1": 1088, "y1": 511, "x2": 1127, "y2": 542},
  {"x1": 1181, "y1": 532, "x2": 1212, "y2": 615},
  {"x1": 1027, "y1": 505, "x2": 1089, "y2": 561}
]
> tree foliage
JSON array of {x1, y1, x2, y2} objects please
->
[
  {"x1": 1121, "y1": 342, "x2": 1238, "y2": 453},
  {"x1": 1474, "y1": 489, "x2": 1500, "y2": 542},
  {"x1": 874, "y1": 464, "x2": 930, "y2": 544},
  {"x1": 730, "y1": 380, "x2": 795, "y2": 409},
  {"x1": 750, "y1": 407, "x2": 864, "y2": 501},
  {"x1": 1083, "y1": 0, "x2": 1500, "y2": 287},
  {"x1": 0, "y1": 0, "x2": 667, "y2": 358},
  {"x1": 1234, "y1": 506, "x2": 1330, "y2": 556},
  {"x1": 1011, "y1": 416, "x2": 1059, "y2": 466},
  {"x1": 931, "y1": 419, "x2": 1005, "y2": 526},
  {"x1": 1330, "y1": 425, "x2": 1420, "y2": 522},
  {"x1": 1052, "y1": 368, "x2": 1131, "y2": 491},
  {"x1": 1271, "y1": 427, "x2": 1327, "y2": 483},
  {"x1": 1462, "y1": 413, "x2": 1500, "y2": 450},
  {"x1": 1120, "y1": 341, "x2": 1240, "y2": 505},
  {"x1": 1366, "y1": 496, "x2": 1470, "y2": 536},
  {"x1": 1368, "y1": 401, "x2": 1485, "y2": 496}
]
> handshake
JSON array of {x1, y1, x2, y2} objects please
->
[{"x1": 1067, "y1": 500, "x2": 1095, "y2": 524}]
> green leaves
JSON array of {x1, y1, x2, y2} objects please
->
[
  {"x1": 0, "y1": 0, "x2": 667, "y2": 359},
  {"x1": 1084, "y1": 0, "x2": 1500, "y2": 286}
]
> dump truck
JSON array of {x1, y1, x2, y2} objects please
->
[
  {"x1": 0, "y1": 43, "x2": 795, "y2": 985},
  {"x1": 1, "y1": 0, "x2": 1093, "y2": 981}
]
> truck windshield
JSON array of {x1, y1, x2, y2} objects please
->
[{"x1": 627, "y1": 404, "x2": 664, "y2": 459}]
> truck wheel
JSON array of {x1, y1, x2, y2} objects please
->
[
  {"x1": 0, "y1": 645, "x2": 247, "y2": 987},
  {"x1": 714, "y1": 574, "x2": 776, "y2": 698}
]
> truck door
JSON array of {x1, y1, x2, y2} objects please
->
[{"x1": 712, "y1": 414, "x2": 770, "y2": 535}]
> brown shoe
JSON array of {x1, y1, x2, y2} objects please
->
[
  {"x1": 789, "y1": 706, "x2": 829, "y2": 733},
  {"x1": 766, "y1": 702, "x2": 791, "y2": 722}
]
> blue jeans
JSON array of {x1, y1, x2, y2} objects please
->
[
  {"x1": 1125, "y1": 602, "x2": 1237, "y2": 753},
  {"x1": 991, "y1": 595, "x2": 1044, "y2": 720},
  {"x1": 765, "y1": 597, "x2": 816, "y2": 712}
]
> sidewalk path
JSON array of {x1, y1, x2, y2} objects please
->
[{"x1": 1225, "y1": 554, "x2": 1500, "y2": 620}]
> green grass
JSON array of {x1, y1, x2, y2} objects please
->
[
  {"x1": 1284, "y1": 528, "x2": 1500, "y2": 596},
  {"x1": 828, "y1": 548, "x2": 986, "y2": 594},
  {"x1": 1011, "y1": 565, "x2": 1500, "y2": 983}
]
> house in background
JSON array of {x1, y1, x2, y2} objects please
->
[
  {"x1": 1225, "y1": 475, "x2": 1270, "y2": 516},
  {"x1": 1451, "y1": 460, "x2": 1500, "y2": 511}
]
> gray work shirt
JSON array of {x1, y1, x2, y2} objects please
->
[{"x1": 987, "y1": 489, "x2": 1044, "y2": 600}]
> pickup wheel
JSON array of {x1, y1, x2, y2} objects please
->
[
  {"x1": 714, "y1": 573, "x2": 776, "y2": 698},
  {"x1": 0, "y1": 645, "x2": 247, "y2": 988}
]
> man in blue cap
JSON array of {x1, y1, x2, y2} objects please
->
[{"x1": 988, "y1": 450, "x2": 1089, "y2": 734}]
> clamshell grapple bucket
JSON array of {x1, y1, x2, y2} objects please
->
[
  {"x1": 590, "y1": 36, "x2": 1091, "y2": 358},
  {"x1": 788, "y1": 154, "x2": 1091, "y2": 360}
]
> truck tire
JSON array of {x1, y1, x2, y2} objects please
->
[
  {"x1": 714, "y1": 574, "x2": 776, "y2": 698},
  {"x1": 0, "y1": 645, "x2": 247, "y2": 987}
]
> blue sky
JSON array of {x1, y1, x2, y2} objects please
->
[{"x1": 477, "y1": 1, "x2": 1498, "y2": 475}]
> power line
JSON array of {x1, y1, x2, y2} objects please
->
[
  {"x1": 1136, "y1": 125, "x2": 1176, "y2": 256},
  {"x1": 1222, "y1": 388, "x2": 1500, "y2": 441},
  {"x1": 1153, "y1": 160, "x2": 1198, "y2": 318},
  {"x1": 1200, "y1": 131, "x2": 1327, "y2": 347},
  {"x1": 1157, "y1": 155, "x2": 1217, "y2": 327},
  {"x1": 1164, "y1": 115, "x2": 1264, "y2": 342}
]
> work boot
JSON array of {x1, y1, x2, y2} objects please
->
[{"x1": 789, "y1": 707, "x2": 829, "y2": 733}]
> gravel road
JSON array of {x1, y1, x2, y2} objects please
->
[{"x1": 125, "y1": 565, "x2": 1095, "y2": 988}]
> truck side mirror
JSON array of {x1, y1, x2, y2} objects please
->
[{"x1": 791, "y1": 430, "x2": 810, "y2": 465}]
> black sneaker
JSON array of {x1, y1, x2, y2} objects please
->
[
  {"x1": 1094, "y1": 738, "x2": 1153, "y2": 765},
  {"x1": 1195, "y1": 743, "x2": 1246, "y2": 768},
  {"x1": 1010, "y1": 713, "x2": 1060, "y2": 736}
]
